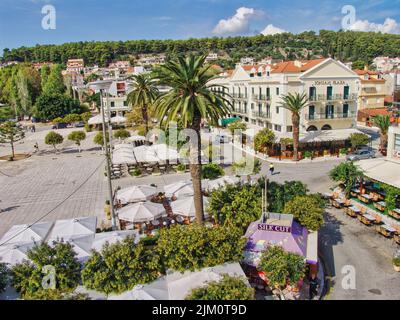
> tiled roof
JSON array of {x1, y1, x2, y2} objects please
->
[
  {"x1": 354, "y1": 69, "x2": 379, "y2": 76},
  {"x1": 271, "y1": 59, "x2": 326, "y2": 73}
]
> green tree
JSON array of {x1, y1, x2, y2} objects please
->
[
  {"x1": 227, "y1": 120, "x2": 247, "y2": 136},
  {"x1": 279, "y1": 93, "x2": 309, "y2": 161},
  {"x1": 352, "y1": 60, "x2": 367, "y2": 70},
  {"x1": 257, "y1": 246, "x2": 306, "y2": 296},
  {"x1": 11, "y1": 242, "x2": 81, "y2": 299},
  {"x1": 81, "y1": 238, "x2": 162, "y2": 295},
  {"x1": 156, "y1": 224, "x2": 245, "y2": 272},
  {"x1": 34, "y1": 93, "x2": 84, "y2": 120},
  {"x1": 127, "y1": 74, "x2": 159, "y2": 135},
  {"x1": 45, "y1": 131, "x2": 64, "y2": 152},
  {"x1": 350, "y1": 133, "x2": 370, "y2": 149},
  {"x1": 283, "y1": 195, "x2": 325, "y2": 231},
  {"x1": 0, "y1": 263, "x2": 9, "y2": 293},
  {"x1": 114, "y1": 128, "x2": 131, "y2": 140},
  {"x1": 43, "y1": 64, "x2": 66, "y2": 95},
  {"x1": 329, "y1": 161, "x2": 364, "y2": 197},
  {"x1": 201, "y1": 163, "x2": 224, "y2": 180},
  {"x1": 185, "y1": 274, "x2": 254, "y2": 300},
  {"x1": 232, "y1": 158, "x2": 262, "y2": 180},
  {"x1": 0, "y1": 121, "x2": 25, "y2": 160},
  {"x1": 208, "y1": 183, "x2": 262, "y2": 230},
  {"x1": 40, "y1": 64, "x2": 51, "y2": 89},
  {"x1": 154, "y1": 55, "x2": 231, "y2": 224},
  {"x1": 67, "y1": 131, "x2": 86, "y2": 152},
  {"x1": 254, "y1": 128, "x2": 275, "y2": 154},
  {"x1": 93, "y1": 131, "x2": 109, "y2": 148},
  {"x1": 63, "y1": 113, "x2": 81, "y2": 124},
  {"x1": 80, "y1": 111, "x2": 92, "y2": 123},
  {"x1": 373, "y1": 115, "x2": 390, "y2": 151}
]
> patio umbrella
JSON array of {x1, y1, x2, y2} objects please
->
[
  {"x1": 0, "y1": 222, "x2": 53, "y2": 246},
  {"x1": 108, "y1": 278, "x2": 169, "y2": 300},
  {"x1": 92, "y1": 230, "x2": 140, "y2": 252},
  {"x1": 153, "y1": 144, "x2": 179, "y2": 161},
  {"x1": 171, "y1": 196, "x2": 209, "y2": 218},
  {"x1": 133, "y1": 145, "x2": 160, "y2": 163},
  {"x1": 111, "y1": 116, "x2": 127, "y2": 124},
  {"x1": 0, "y1": 242, "x2": 36, "y2": 266},
  {"x1": 117, "y1": 202, "x2": 166, "y2": 223},
  {"x1": 127, "y1": 135, "x2": 146, "y2": 143},
  {"x1": 116, "y1": 185, "x2": 157, "y2": 204},
  {"x1": 88, "y1": 114, "x2": 107, "y2": 125},
  {"x1": 164, "y1": 181, "x2": 194, "y2": 198},
  {"x1": 48, "y1": 217, "x2": 97, "y2": 239},
  {"x1": 48, "y1": 234, "x2": 94, "y2": 263},
  {"x1": 206, "y1": 176, "x2": 240, "y2": 191}
]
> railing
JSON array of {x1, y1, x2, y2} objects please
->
[
  {"x1": 233, "y1": 108, "x2": 247, "y2": 115},
  {"x1": 252, "y1": 111, "x2": 271, "y2": 119},
  {"x1": 309, "y1": 93, "x2": 357, "y2": 102},
  {"x1": 232, "y1": 93, "x2": 248, "y2": 99},
  {"x1": 252, "y1": 94, "x2": 271, "y2": 102},
  {"x1": 305, "y1": 112, "x2": 357, "y2": 120}
]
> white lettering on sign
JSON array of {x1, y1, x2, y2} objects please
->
[{"x1": 257, "y1": 224, "x2": 291, "y2": 233}]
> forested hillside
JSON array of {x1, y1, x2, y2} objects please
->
[{"x1": 2, "y1": 30, "x2": 400, "y2": 67}]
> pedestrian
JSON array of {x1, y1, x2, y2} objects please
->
[
  {"x1": 269, "y1": 163, "x2": 275, "y2": 176},
  {"x1": 32, "y1": 125, "x2": 36, "y2": 133},
  {"x1": 309, "y1": 274, "x2": 320, "y2": 300},
  {"x1": 34, "y1": 142, "x2": 39, "y2": 153}
]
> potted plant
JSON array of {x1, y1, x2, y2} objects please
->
[
  {"x1": 176, "y1": 163, "x2": 186, "y2": 173},
  {"x1": 304, "y1": 151, "x2": 312, "y2": 159},
  {"x1": 393, "y1": 257, "x2": 400, "y2": 272}
]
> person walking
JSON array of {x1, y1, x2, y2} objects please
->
[
  {"x1": 269, "y1": 163, "x2": 275, "y2": 176},
  {"x1": 34, "y1": 142, "x2": 39, "y2": 153},
  {"x1": 309, "y1": 275, "x2": 320, "y2": 300}
]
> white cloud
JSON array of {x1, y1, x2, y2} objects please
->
[
  {"x1": 260, "y1": 24, "x2": 287, "y2": 35},
  {"x1": 213, "y1": 7, "x2": 262, "y2": 35},
  {"x1": 348, "y1": 18, "x2": 400, "y2": 34}
]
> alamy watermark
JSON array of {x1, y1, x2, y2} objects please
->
[{"x1": 41, "y1": 4, "x2": 56, "y2": 30}]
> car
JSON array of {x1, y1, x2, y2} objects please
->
[
  {"x1": 51, "y1": 122, "x2": 68, "y2": 129},
  {"x1": 354, "y1": 145, "x2": 372, "y2": 152},
  {"x1": 346, "y1": 149, "x2": 376, "y2": 161},
  {"x1": 74, "y1": 121, "x2": 85, "y2": 128}
]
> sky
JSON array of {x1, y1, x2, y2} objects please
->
[{"x1": 0, "y1": 0, "x2": 400, "y2": 54}]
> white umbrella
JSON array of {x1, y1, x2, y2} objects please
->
[
  {"x1": 206, "y1": 176, "x2": 240, "y2": 191},
  {"x1": 111, "y1": 116, "x2": 127, "y2": 124},
  {"x1": 0, "y1": 222, "x2": 53, "y2": 245},
  {"x1": 92, "y1": 230, "x2": 139, "y2": 252},
  {"x1": 48, "y1": 234, "x2": 94, "y2": 263},
  {"x1": 164, "y1": 181, "x2": 193, "y2": 198},
  {"x1": 88, "y1": 114, "x2": 107, "y2": 125},
  {"x1": 133, "y1": 145, "x2": 160, "y2": 163},
  {"x1": 118, "y1": 202, "x2": 166, "y2": 223},
  {"x1": 49, "y1": 217, "x2": 97, "y2": 239},
  {"x1": 116, "y1": 185, "x2": 157, "y2": 204},
  {"x1": 127, "y1": 135, "x2": 146, "y2": 143},
  {"x1": 112, "y1": 153, "x2": 137, "y2": 165},
  {"x1": 0, "y1": 242, "x2": 36, "y2": 266},
  {"x1": 171, "y1": 196, "x2": 209, "y2": 218},
  {"x1": 108, "y1": 278, "x2": 168, "y2": 300},
  {"x1": 153, "y1": 144, "x2": 179, "y2": 161}
]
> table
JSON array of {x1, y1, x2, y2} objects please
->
[
  {"x1": 389, "y1": 208, "x2": 400, "y2": 220},
  {"x1": 350, "y1": 189, "x2": 361, "y2": 197},
  {"x1": 346, "y1": 206, "x2": 361, "y2": 217},
  {"x1": 358, "y1": 194, "x2": 372, "y2": 204},
  {"x1": 376, "y1": 224, "x2": 396, "y2": 238},
  {"x1": 332, "y1": 198, "x2": 345, "y2": 209},
  {"x1": 374, "y1": 201, "x2": 386, "y2": 212},
  {"x1": 358, "y1": 214, "x2": 376, "y2": 226}
]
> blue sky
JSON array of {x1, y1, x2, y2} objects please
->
[{"x1": 0, "y1": 0, "x2": 399, "y2": 54}]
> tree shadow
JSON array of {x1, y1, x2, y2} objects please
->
[
  {"x1": 319, "y1": 210, "x2": 344, "y2": 280},
  {"x1": 0, "y1": 205, "x2": 20, "y2": 213}
]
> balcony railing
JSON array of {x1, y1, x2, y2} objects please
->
[
  {"x1": 233, "y1": 108, "x2": 247, "y2": 115},
  {"x1": 252, "y1": 111, "x2": 271, "y2": 119},
  {"x1": 309, "y1": 93, "x2": 357, "y2": 102},
  {"x1": 232, "y1": 93, "x2": 248, "y2": 100},
  {"x1": 305, "y1": 112, "x2": 357, "y2": 120},
  {"x1": 252, "y1": 94, "x2": 271, "y2": 102}
]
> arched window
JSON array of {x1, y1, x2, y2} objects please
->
[
  {"x1": 307, "y1": 125, "x2": 318, "y2": 132},
  {"x1": 321, "y1": 124, "x2": 332, "y2": 131}
]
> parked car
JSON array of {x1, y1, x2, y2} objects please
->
[
  {"x1": 52, "y1": 122, "x2": 68, "y2": 129},
  {"x1": 74, "y1": 121, "x2": 85, "y2": 128},
  {"x1": 346, "y1": 149, "x2": 376, "y2": 161}
]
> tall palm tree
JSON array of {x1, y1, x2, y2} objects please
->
[
  {"x1": 154, "y1": 55, "x2": 231, "y2": 224},
  {"x1": 373, "y1": 114, "x2": 390, "y2": 152},
  {"x1": 279, "y1": 93, "x2": 309, "y2": 161},
  {"x1": 127, "y1": 74, "x2": 159, "y2": 134}
]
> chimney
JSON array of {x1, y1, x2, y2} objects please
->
[{"x1": 364, "y1": 64, "x2": 369, "y2": 71}]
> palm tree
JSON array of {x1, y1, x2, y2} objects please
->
[
  {"x1": 279, "y1": 93, "x2": 309, "y2": 161},
  {"x1": 127, "y1": 74, "x2": 159, "y2": 135},
  {"x1": 154, "y1": 55, "x2": 231, "y2": 224},
  {"x1": 373, "y1": 115, "x2": 390, "y2": 152}
]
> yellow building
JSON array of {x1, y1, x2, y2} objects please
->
[{"x1": 354, "y1": 68, "x2": 387, "y2": 110}]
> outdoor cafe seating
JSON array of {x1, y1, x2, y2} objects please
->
[
  {"x1": 373, "y1": 201, "x2": 386, "y2": 212},
  {"x1": 358, "y1": 213, "x2": 376, "y2": 226},
  {"x1": 389, "y1": 208, "x2": 400, "y2": 220},
  {"x1": 358, "y1": 193, "x2": 372, "y2": 204},
  {"x1": 345, "y1": 206, "x2": 361, "y2": 218},
  {"x1": 376, "y1": 224, "x2": 396, "y2": 239}
]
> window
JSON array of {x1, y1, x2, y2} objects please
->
[
  {"x1": 343, "y1": 104, "x2": 349, "y2": 117},
  {"x1": 325, "y1": 105, "x2": 334, "y2": 119},
  {"x1": 287, "y1": 126, "x2": 293, "y2": 132},
  {"x1": 274, "y1": 124, "x2": 282, "y2": 132},
  {"x1": 111, "y1": 101, "x2": 115, "y2": 108},
  {"x1": 257, "y1": 72, "x2": 262, "y2": 77},
  {"x1": 266, "y1": 87, "x2": 270, "y2": 99},
  {"x1": 123, "y1": 100, "x2": 128, "y2": 107},
  {"x1": 309, "y1": 105, "x2": 315, "y2": 120},
  {"x1": 309, "y1": 87, "x2": 316, "y2": 100},
  {"x1": 344, "y1": 86, "x2": 349, "y2": 99},
  {"x1": 276, "y1": 87, "x2": 280, "y2": 95},
  {"x1": 327, "y1": 86, "x2": 333, "y2": 100},
  {"x1": 276, "y1": 107, "x2": 279, "y2": 114},
  {"x1": 252, "y1": 87, "x2": 255, "y2": 94},
  {"x1": 251, "y1": 103, "x2": 255, "y2": 110},
  {"x1": 395, "y1": 134, "x2": 400, "y2": 152}
]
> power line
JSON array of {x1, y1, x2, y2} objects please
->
[{"x1": 0, "y1": 158, "x2": 106, "y2": 247}]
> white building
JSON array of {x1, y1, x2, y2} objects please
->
[
  {"x1": 205, "y1": 52, "x2": 218, "y2": 63},
  {"x1": 373, "y1": 57, "x2": 400, "y2": 73},
  {"x1": 240, "y1": 57, "x2": 255, "y2": 65},
  {"x1": 210, "y1": 58, "x2": 360, "y2": 139},
  {"x1": 66, "y1": 59, "x2": 85, "y2": 73}
]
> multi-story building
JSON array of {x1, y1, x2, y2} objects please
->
[
  {"x1": 66, "y1": 59, "x2": 85, "y2": 73},
  {"x1": 354, "y1": 68, "x2": 386, "y2": 110},
  {"x1": 205, "y1": 52, "x2": 218, "y2": 63},
  {"x1": 388, "y1": 125, "x2": 400, "y2": 161},
  {"x1": 373, "y1": 56, "x2": 400, "y2": 73},
  {"x1": 240, "y1": 57, "x2": 255, "y2": 65},
  {"x1": 209, "y1": 58, "x2": 360, "y2": 137}
]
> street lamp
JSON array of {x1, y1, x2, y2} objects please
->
[{"x1": 89, "y1": 80, "x2": 117, "y2": 230}]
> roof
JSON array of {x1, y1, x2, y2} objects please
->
[
  {"x1": 271, "y1": 59, "x2": 326, "y2": 74},
  {"x1": 358, "y1": 108, "x2": 391, "y2": 117},
  {"x1": 354, "y1": 69, "x2": 379, "y2": 76}
]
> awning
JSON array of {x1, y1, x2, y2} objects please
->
[
  {"x1": 300, "y1": 128, "x2": 364, "y2": 143},
  {"x1": 358, "y1": 158, "x2": 400, "y2": 189},
  {"x1": 306, "y1": 231, "x2": 318, "y2": 265}
]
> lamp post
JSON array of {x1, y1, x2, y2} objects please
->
[{"x1": 89, "y1": 80, "x2": 117, "y2": 230}]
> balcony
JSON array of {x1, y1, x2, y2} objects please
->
[
  {"x1": 309, "y1": 93, "x2": 357, "y2": 102},
  {"x1": 252, "y1": 94, "x2": 271, "y2": 102},
  {"x1": 305, "y1": 112, "x2": 357, "y2": 121},
  {"x1": 232, "y1": 93, "x2": 248, "y2": 100},
  {"x1": 252, "y1": 111, "x2": 271, "y2": 119},
  {"x1": 233, "y1": 108, "x2": 247, "y2": 115}
]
